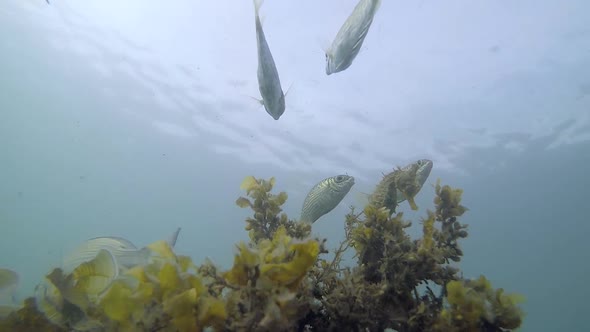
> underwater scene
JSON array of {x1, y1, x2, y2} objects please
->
[{"x1": 1, "y1": 1, "x2": 589, "y2": 331}]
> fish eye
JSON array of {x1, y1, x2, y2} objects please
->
[{"x1": 336, "y1": 175, "x2": 344, "y2": 182}]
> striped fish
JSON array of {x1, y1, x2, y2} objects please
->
[
  {"x1": 300, "y1": 175, "x2": 355, "y2": 224},
  {"x1": 62, "y1": 227, "x2": 181, "y2": 273},
  {"x1": 325, "y1": 0, "x2": 382, "y2": 75},
  {"x1": 49, "y1": 249, "x2": 119, "y2": 313},
  {"x1": 253, "y1": 0, "x2": 287, "y2": 120}
]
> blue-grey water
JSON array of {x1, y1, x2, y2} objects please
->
[{"x1": 1, "y1": 1, "x2": 589, "y2": 331}]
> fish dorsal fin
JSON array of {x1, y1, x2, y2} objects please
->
[
  {"x1": 253, "y1": 0, "x2": 265, "y2": 10},
  {"x1": 167, "y1": 227, "x2": 181, "y2": 248},
  {"x1": 374, "y1": 0, "x2": 383, "y2": 12},
  {"x1": 253, "y1": 0, "x2": 265, "y2": 16},
  {"x1": 241, "y1": 93, "x2": 265, "y2": 106},
  {"x1": 284, "y1": 81, "x2": 294, "y2": 98},
  {"x1": 316, "y1": 35, "x2": 331, "y2": 54},
  {"x1": 253, "y1": 96, "x2": 264, "y2": 106},
  {"x1": 355, "y1": 191, "x2": 370, "y2": 207}
]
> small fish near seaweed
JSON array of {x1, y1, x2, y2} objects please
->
[
  {"x1": 299, "y1": 174, "x2": 355, "y2": 224},
  {"x1": 0, "y1": 176, "x2": 524, "y2": 332},
  {"x1": 61, "y1": 227, "x2": 181, "y2": 274},
  {"x1": 368, "y1": 158, "x2": 433, "y2": 213},
  {"x1": 24, "y1": 240, "x2": 227, "y2": 332}
]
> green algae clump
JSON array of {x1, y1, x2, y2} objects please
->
[
  {"x1": 436, "y1": 276, "x2": 525, "y2": 331},
  {"x1": 235, "y1": 176, "x2": 311, "y2": 242},
  {"x1": 0, "y1": 175, "x2": 524, "y2": 332}
]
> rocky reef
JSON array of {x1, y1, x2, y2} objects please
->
[{"x1": 0, "y1": 176, "x2": 524, "y2": 332}]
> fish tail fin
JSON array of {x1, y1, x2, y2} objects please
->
[
  {"x1": 407, "y1": 197, "x2": 418, "y2": 211},
  {"x1": 375, "y1": 0, "x2": 382, "y2": 11},
  {"x1": 167, "y1": 227, "x2": 181, "y2": 248},
  {"x1": 253, "y1": 0, "x2": 264, "y2": 16},
  {"x1": 299, "y1": 217, "x2": 312, "y2": 224},
  {"x1": 315, "y1": 35, "x2": 330, "y2": 54},
  {"x1": 284, "y1": 81, "x2": 294, "y2": 98},
  {"x1": 355, "y1": 191, "x2": 370, "y2": 207},
  {"x1": 137, "y1": 247, "x2": 152, "y2": 264}
]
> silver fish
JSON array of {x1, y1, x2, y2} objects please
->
[
  {"x1": 62, "y1": 227, "x2": 181, "y2": 273},
  {"x1": 253, "y1": 0, "x2": 286, "y2": 120},
  {"x1": 325, "y1": 0, "x2": 382, "y2": 75},
  {"x1": 300, "y1": 175, "x2": 355, "y2": 224}
]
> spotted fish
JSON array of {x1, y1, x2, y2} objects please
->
[
  {"x1": 369, "y1": 159, "x2": 433, "y2": 212},
  {"x1": 300, "y1": 175, "x2": 355, "y2": 224}
]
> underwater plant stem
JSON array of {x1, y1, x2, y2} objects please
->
[
  {"x1": 353, "y1": 209, "x2": 365, "y2": 220},
  {"x1": 316, "y1": 220, "x2": 354, "y2": 285},
  {"x1": 328, "y1": 241, "x2": 351, "y2": 275}
]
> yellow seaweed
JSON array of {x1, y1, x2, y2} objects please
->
[
  {"x1": 0, "y1": 305, "x2": 18, "y2": 319},
  {"x1": 261, "y1": 240, "x2": 320, "y2": 288},
  {"x1": 71, "y1": 249, "x2": 118, "y2": 296},
  {"x1": 198, "y1": 297, "x2": 227, "y2": 329},
  {"x1": 0, "y1": 176, "x2": 524, "y2": 332},
  {"x1": 163, "y1": 288, "x2": 198, "y2": 332},
  {"x1": 99, "y1": 280, "x2": 137, "y2": 323},
  {"x1": 223, "y1": 243, "x2": 260, "y2": 286},
  {"x1": 124, "y1": 266, "x2": 148, "y2": 283},
  {"x1": 146, "y1": 240, "x2": 177, "y2": 261},
  {"x1": 158, "y1": 263, "x2": 182, "y2": 298},
  {"x1": 240, "y1": 176, "x2": 258, "y2": 193},
  {"x1": 33, "y1": 280, "x2": 64, "y2": 327},
  {"x1": 0, "y1": 268, "x2": 19, "y2": 292},
  {"x1": 235, "y1": 197, "x2": 251, "y2": 208}
]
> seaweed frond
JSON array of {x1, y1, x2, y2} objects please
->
[{"x1": 236, "y1": 176, "x2": 311, "y2": 242}]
